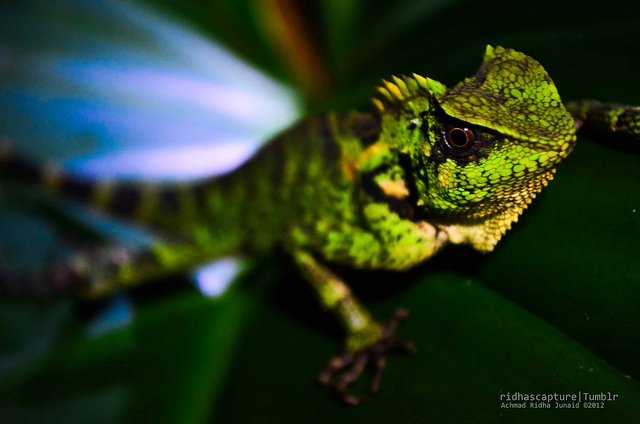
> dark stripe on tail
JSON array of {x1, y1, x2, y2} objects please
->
[
  {"x1": 60, "y1": 176, "x2": 95, "y2": 201},
  {"x1": 1, "y1": 139, "x2": 101, "y2": 205},
  {"x1": 192, "y1": 183, "x2": 208, "y2": 212},
  {"x1": 159, "y1": 187, "x2": 180, "y2": 212},
  {"x1": 0, "y1": 140, "x2": 43, "y2": 184},
  {"x1": 319, "y1": 114, "x2": 341, "y2": 165},
  {"x1": 109, "y1": 184, "x2": 143, "y2": 216},
  {"x1": 157, "y1": 184, "x2": 208, "y2": 215}
]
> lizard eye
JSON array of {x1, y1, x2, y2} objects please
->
[
  {"x1": 442, "y1": 125, "x2": 478, "y2": 157},
  {"x1": 445, "y1": 126, "x2": 475, "y2": 149}
]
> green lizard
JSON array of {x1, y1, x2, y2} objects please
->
[{"x1": 0, "y1": 45, "x2": 638, "y2": 404}]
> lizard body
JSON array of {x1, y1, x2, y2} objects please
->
[{"x1": 0, "y1": 46, "x2": 635, "y2": 403}]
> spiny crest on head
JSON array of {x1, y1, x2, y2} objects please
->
[
  {"x1": 372, "y1": 74, "x2": 445, "y2": 112},
  {"x1": 437, "y1": 45, "x2": 575, "y2": 152}
]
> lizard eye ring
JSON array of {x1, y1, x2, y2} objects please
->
[{"x1": 445, "y1": 126, "x2": 475, "y2": 149}]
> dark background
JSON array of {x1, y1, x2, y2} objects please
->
[{"x1": 1, "y1": 0, "x2": 640, "y2": 422}]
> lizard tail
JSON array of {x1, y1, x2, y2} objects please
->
[
  {"x1": 0, "y1": 138, "x2": 205, "y2": 228},
  {"x1": 0, "y1": 137, "x2": 223, "y2": 298}
]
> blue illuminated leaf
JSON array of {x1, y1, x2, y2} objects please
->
[{"x1": 0, "y1": 0, "x2": 301, "y2": 180}]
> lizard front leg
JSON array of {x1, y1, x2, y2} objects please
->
[{"x1": 292, "y1": 250, "x2": 415, "y2": 405}]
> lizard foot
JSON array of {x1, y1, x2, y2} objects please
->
[{"x1": 317, "y1": 308, "x2": 416, "y2": 405}]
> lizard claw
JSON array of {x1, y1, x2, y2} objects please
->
[{"x1": 317, "y1": 308, "x2": 416, "y2": 405}]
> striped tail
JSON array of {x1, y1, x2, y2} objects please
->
[
  {"x1": 0, "y1": 138, "x2": 205, "y2": 228},
  {"x1": 0, "y1": 137, "x2": 224, "y2": 298}
]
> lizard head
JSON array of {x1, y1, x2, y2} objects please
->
[{"x1": 374, "y1": 46, "x2": 576, "y2": 251}]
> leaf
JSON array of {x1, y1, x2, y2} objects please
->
[{"x1": 0, "y1": 0, "x2": 301, "y2": 180}]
